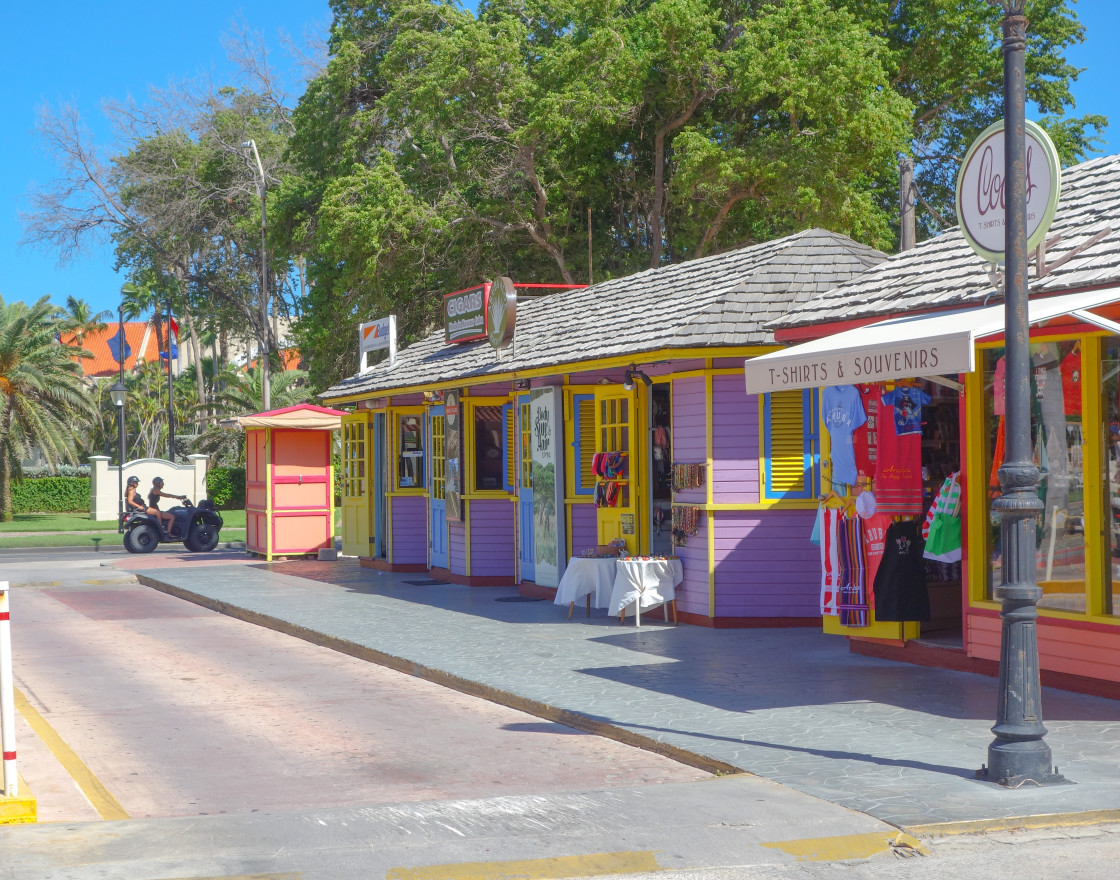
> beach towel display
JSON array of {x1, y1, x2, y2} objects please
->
[
  {"x1": 819, "y1": 506, "x2": 842, "y2": 615},
  {"x1": 873, "y1": 520, "x2": 930, "y2": 622}
]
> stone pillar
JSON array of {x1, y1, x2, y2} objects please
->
[
  {"x1": 188, "y1": 455, "x2": 209, "y2": 503},
  {"x1": 88, "y1": 456, "x2": 113, "y2": 522}
]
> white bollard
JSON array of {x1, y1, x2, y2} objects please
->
[{"x1": 0, "y1": 582, "x2": 16, "y2": 797}]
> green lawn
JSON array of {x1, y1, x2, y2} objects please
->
[{"x1": 0, "y1": 509, "x2": 247, "y2": 532}]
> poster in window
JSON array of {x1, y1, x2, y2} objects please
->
[
  {"x1": 530, "y1": 387, "x2": 566, "y2": 587},
  {"x1": 444, "y1": 389, "x2": 464, "y2": 522}
]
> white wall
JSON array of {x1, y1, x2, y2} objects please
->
[{"x1": 89, "y1": 455, "x2": 209, "y2": 521}]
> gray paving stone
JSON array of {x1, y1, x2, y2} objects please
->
[{"x1": 135, "y1": 559, "x2": 1120, "y2": 830}]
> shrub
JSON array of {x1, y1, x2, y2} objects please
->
[
  {"x1": 13, "y1": 477, "x2": 91, "y2": 513},
  {"x1": 207, "y1": 467, "x2": 246, "y2": 509},
  {"x1": 22, "y1": 464, "x2": 91, "y2": 479}
]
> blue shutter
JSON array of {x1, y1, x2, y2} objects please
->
[{"x1": 501, "y1": 402, "x2": 515, "y2": 493}]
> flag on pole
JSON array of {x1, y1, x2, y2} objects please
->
[
  {"x1": 107, "y1": 325, "x2": 132, "y2": 365},
  {"x1": 169, "y1": 316, "x2": 179, "y2": 340}
]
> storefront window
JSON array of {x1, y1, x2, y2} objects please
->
[
  {"x1": 474, "y1": 405, "x2": 504, "y2": 491},
  {"x1": 397, "y1": 414, "x2": 424, "y2": 489},
  {"x1": 982, "y1": 342, "x2": 1087, "y2": 609},
  {"x1": 1102, "y1": 340, "x2": 1120, "y2": 615}
]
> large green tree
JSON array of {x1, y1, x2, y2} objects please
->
[{"x1": 0, "y1": 297, "x2": 94, "y2": 520}]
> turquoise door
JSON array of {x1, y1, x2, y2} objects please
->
[
  {"x1": 516, "y1": 394, "x2": 535, "y2": 582},
  {"x1": 428, "y1": 406, "x2": 448, "y2": 569}
]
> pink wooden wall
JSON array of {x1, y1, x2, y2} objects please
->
[
  {"x1": 449, "y1": 520, "x2": 468, "y2": 575},
  {"x1": 712, "y1": 511, "x2": 819, "y2": 617},
  {"x1": 469, "y1": 499, "x2": 516, "y2": 577},
  {"x1": 391, "y1": 495, "x2": 428, "y2": 566},
  {"x1": 967, "y1": 611, "x2": 1120, "y2": 685},
  {"x1": 711, "y1": 376, "x2": 760, "y2": 504}
]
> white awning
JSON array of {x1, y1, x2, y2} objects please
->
[{"x1": 745, "y1": 286, "x2": 1120, "y2": 394}]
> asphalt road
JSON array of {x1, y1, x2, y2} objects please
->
[{"x1": 3, "y1": 550, "x2": 1119, "y2": 879}]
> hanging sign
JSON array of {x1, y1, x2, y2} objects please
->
[
  {"x1": 444, "y1": 389, "x2": 464, "y2": 522},
  {"x1": 487, "y1": 276, "x2": 517, "y2": 349},
  {"x1": 956, "y1": 118, "x2": 1062, "y2": 264},
  {"x1": 444, "y1": 286, "x2": 488, "y2": 344},
  {"x1": 358, "y1": 315, "x2": 397, "y2": 372}
]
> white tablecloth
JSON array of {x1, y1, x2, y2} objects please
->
[
  {"x1": 554, "y1": 557, "x2": 617, "y2": 609},
  {"x1": 609, "y1": 558, "x2": 684, "y2": 618}
]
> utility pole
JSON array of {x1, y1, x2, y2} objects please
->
[
  {"x1": 899, "y1": 156, "x2": 916, "y2": 252},
  {"x1": 166, "y1": 297, "x2": 176, "y2": 460}
]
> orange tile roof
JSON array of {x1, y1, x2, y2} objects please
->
[
  {"x1": 62, "y1": 323, "x2": 162, "y2": 377},
  {"x1": 250, "y1": 348, "x2": 304, "y2": 372}
]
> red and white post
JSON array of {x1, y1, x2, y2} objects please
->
[{"x1": 0, "y1": 582, "x2": 16, "y2": 796}]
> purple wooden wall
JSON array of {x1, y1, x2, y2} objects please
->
[
  {"x1": 469, "y1": 498, "x2": 516, "y2": 577},
  {"x1": 711, "y1": 375, "x2": 760, "y2": 504},
  {"x1": 391, "y1": 495, "x2": 428, "y2": 565},
  {"x1": 672, "y1": 378, "x2": 707, "y2": 505},
  {"x1": 569, "y1": 503, "x2": 597, "y2": 556},
  {"x1": 674, "y1": 513, "x2": 711, "y2": 618},
  {"x1": 712, "y1": 510, "x2": 819, "y2": 617},
  {"x1": 449, "y1": 520, "x2": 467, "y2": 575}
]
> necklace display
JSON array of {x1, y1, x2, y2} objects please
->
[
  {"x1": 671, "y1": 462, "x2": 706, "y2": 491},
  {"x1": 671, "y1": 504, "x2": 700, "y2": 547}
]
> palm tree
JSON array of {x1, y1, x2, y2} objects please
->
[
  {"x1": 0, "y1": 296, "x2": 94, "y2": 519},
  {"x1": 62, "y1": 295, "x2": 111, "y2": 347},
  {"x1": 209, "y1": 363, "x2": 312, "y2": 415}
]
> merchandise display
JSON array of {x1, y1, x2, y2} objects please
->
[{"x1": 822, "y1": 384, "x2": 867, "y2": 486}]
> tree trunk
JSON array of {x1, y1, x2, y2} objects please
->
[
  {"x1": 181, "y1": 301, "x2": 206, "y2": 408},
  {"x1": 0, "y1": 411, "x2": 13, "y2": 521},
  {"x1": 648, "y1": 92, "x2": 706, "y2": 269}
]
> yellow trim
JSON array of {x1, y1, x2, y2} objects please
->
[
  {"x1": 823, "y1": 615, "x2": 919, "y2": 640},
  {"x1": 708, "y1": 511, "x2": 717, "y2": 618},
  {"x1": 1082, "y1": 335, "x2": 1104, "y2": 616},
  {"x1": 705, "y1": 367, "x2": 715, "y2": 616},
  {"x1": 15, "y1": 687, "x2": 128, "y2": 821},
  {"x1": 965, "y1": 365, "x2": 988, "y2": 605},
  {"x1": 386, "y1": 851, "x2": 662, "y2": 880},
  {"x1": 464, "y1": 498, "x2": 472, "y2": 575},
  {"x1": 702, "y1": 501, "x2": 819, "y2": 511},
  {"x1": 760, "y1": 831, "x2": 929, "y2": 862},
  {"x1": 464, "y1": 398, "x2": 515, "y2": 500},
  {"x1": 388, "y1": 406, "x2": 427, "y2": 497},
  {"x1": 265, "y1": 427, "x2": 273, "y2": 561},
  {"x1": 326, "y1": 346, "x2": 781, "y2": 403}
]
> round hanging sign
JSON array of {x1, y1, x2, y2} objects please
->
[
  {"x1": 955, "y1": 118, "x2": 1062, "y2": 264},
  {"x1": 487, "y1": 275, "x2": 517, "y2": 349}
]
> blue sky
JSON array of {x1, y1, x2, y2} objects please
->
[{"x1": 2, "y1": 2, "x2": 1119, "y2": 318}]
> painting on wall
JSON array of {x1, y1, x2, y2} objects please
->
[
  {"x1": 444, "y1": 389, "x2": 464, "y2": 522},
  {"x1": 530, "y1": 387, "x2": 566, "y2": 587}
]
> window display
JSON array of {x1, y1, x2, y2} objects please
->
[{"x1": 397, "y1": 414, "x2": 424, "y2": 489}]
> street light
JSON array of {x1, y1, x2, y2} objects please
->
[
  {"x1": 242, "y1": 138, "x2": 271, "y2": 411},
  {"x1": 981, "y1": 0, "x2": 1064, "y2": 787},
  {"x1": 109, "y1": 378, "x2": 127, "y2": 533}
]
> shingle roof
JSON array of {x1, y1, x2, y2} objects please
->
[
  {"x1": 321, "y1": 228, "x2": 885, "y2": 399},
  {"x1": 773, "y1": 153, "x2": 1120, "y2": 331}
]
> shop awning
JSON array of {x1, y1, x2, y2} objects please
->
[{"x1": 744, "y1": 286, "x2": 1120, "y2": 394}]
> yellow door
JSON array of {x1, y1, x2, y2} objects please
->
[
  {"x1": 340, "y1": 412, "x2": 371, "y2": 557},
  {"x1": 595, "y1": 389, "x2": 640, "y2": 554}
]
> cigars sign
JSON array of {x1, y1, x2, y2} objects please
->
[
  {"x1": 743, "y1": 335, "x2": 975, "y2": 394},
  {"x1": 955, "y1": 118, "x2": 1061, "y2": 264}
]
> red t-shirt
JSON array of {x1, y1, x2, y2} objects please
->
[
  {"x1": 874, "y1": 398, "x2": 924, "y2": 515},
  {"x1": 853, "y1": 384, "x2": 880, "y2": 480},
  {"x1": 1061, "y1": 348, "x2": 1081, "y2": 416},
  {"x1": 861, "y1": 512, "x2": 893, "y2": 612}
]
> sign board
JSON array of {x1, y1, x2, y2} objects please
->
[
  {"x1": 529, "y1": 387, "x2": 566, "y2": 587},
  {"x1": 744, "y1": 333, "x2": 975, "y2": 394},
  {"x1": 358, "y1": 315, "x2": 397, "y2": 373},
  {"x1": 487, "y1": 276, "x2": 517, "y2": 349},
  {"x1": 444, "y1": 389, "x2": 464, "y2": 522},
  {"x1": 444, "y1": 286, "x2": 488, "y2": 344},
  {"x1": 956, "y1": 119, "x2": 1062, "y2": 264}
]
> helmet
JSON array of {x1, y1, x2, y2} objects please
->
[
  {"x1": 153, "y1": 476, "x2": 164, "y2": 484},
  {"x1": 126, "y1": 476, "x2": 139, "y2": 486}
]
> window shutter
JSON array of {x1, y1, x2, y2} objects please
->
[
  {"x1": 502, "y1": 402, "x2": 515, "y2": 493},
  {"x1": 572, "y1": 394, "x2": 596, "y2": 496},
  {"x1": 764, "y1": 390, "x2": 816, "y2": 499}
]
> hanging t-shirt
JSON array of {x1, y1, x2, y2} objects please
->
[
  {"x1": 993, "y1": 356, "x2": 1007, "y2": 417},
  {"x1": 822, "y1": 384, "x2": 867, "y2": 487},
  {"x1": 875, "y1": 396, "x2": 924, "y2": 515},
  {"x1": 853, "y1": 383, "x2": 880, "y2": 480},
  {"x1": 1061, "y1": 347, "x2": 1082, "y2": 416},
  {"x1": 873, "y1": 520, "x2": 930, "y2": 622},
  {"x1": 860, "y1": 512, "x2": 892, "y2": 613},
  {"x1": 881, "y1": 386, "x2": 931, "y2": 436}
]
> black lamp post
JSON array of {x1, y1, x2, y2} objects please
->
[
  {"x1": 109, "y1": 379, "x2": 127, "y2": 532},
  {"x1": 981, "y1": 0, "x2": 1065, "y2": 787}
]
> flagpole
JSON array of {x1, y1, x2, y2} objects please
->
[{"x1": 167, "y1": 297, "x2": 175, "y2": 461}]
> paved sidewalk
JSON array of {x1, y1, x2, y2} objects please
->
[{"x1": 131, "y1": 557, "x2": 1120, "y2": 831}]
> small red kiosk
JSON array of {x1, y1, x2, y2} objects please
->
[{"x1": 241, "y1": 404, "x2": 345, "y2": 561}]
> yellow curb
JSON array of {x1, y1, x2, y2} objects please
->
[
  {"x1": 761, "y1": 830, "x2": 930, "y2": 861},
  {"x1": 386, "y1": 851, "x2": 662, "y2": 880},
  {"x1": 904, "y1": 809, "x2": 1120, "y2": 837},
  {"x1": 14, "y1": 688, "x2": 128, "y2": 821},
  {"x1": 0, "y1": 774, "x2": 37, "y2": 825}
]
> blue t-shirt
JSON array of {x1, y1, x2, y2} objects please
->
[
  {"x1": 881, "y1": 387, "x2": 932, "y2": 436},
  {"x1": 822, "y1": 384, "x2": 867, "y2": 486}
]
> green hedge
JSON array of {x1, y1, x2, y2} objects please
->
[
  {"x1": 207, "y1": 467, "x2": 246, "y2": 509},
  {"x1": 13, "y1": 477, "x2": 91, "y2": 513}
]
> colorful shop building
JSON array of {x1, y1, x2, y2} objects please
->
[
  {"x1": 746, "y1": 153, "x2": 1120, "y2": 696},
  {"x1": 320, "y1": 229, "x2": 886, "y2": 626}
]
